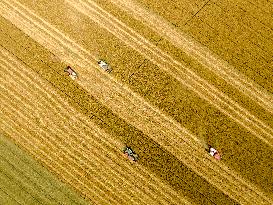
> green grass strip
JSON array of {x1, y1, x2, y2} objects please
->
[{"x1": 0, "y1": 134, "x2": 90, "y2": 205}]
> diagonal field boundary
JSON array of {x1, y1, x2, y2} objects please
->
[
  {"x1": 110, "y1": 0, "x2": 273, "y2": 114},
  {"x1": 65, "y1": 0, "x2": 273, "y2": 149},
  {"x1": 0, "y1": 47, "x2": 189, "y2": 205},
  {"x1": 0, "y1": 0, "x2": 272, "y2": 204},
  {"x1": 64, "y1": 0, "x2": 273, "y2": 153}
]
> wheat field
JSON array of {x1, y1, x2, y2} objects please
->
[{"x1": 0, "y1": 0, "x2": 273, "y2": 204}]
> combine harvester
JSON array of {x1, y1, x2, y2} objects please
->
[
  {"x1": 64, "y1": 60, "x2": 112, "y2": 80},
  {"x1": 64, "y1": 66, "x2": 78, "y2": 80},
  {"x1": 123, "y1": 146, "x2": 139, "y2": 162},
  {"x1": 98, "y1": 60, "x2": 112, "y2": 73},
  {"x1": 208, "y1": 146, "x2": 221, "y2": 160}
]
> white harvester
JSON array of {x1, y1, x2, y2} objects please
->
[
  {"x1": 208, "y1": 146, "x2": 221, "y2": 160},
  {"x1": 98, "y1": 60, "x2": 112, "y2": 73}
]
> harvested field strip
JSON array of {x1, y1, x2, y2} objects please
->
[
  {"x1": 0, "y1": 49, "x2": 190, "y2": 205},
  {"x1": 1, "y1": 1, "x2": 272, "y2": 204},
  {"x1": 0, "y1": 14, "x2": 270, "y2": 205},
  {"x1": 14, "y1": 0, "x2": 272, "y2": 162},
  {"x1": 85, "y1": 0, "x2": 163, "y2": 45},
  {"x1": 136, "y1": 0, "x2": 202, "y2": 20},
  {"x1": 0, "y1": 45, "x2": 240, "y2": 205},
  {"x1": 109, "y1": 0, "x2": 273, "y2": 115},
  {"x1": 0, "y1": 172, "x2": 41, "y2": 205},
  {"x1": 65, "y1": 0, "x2": 273, "y2": 148}
]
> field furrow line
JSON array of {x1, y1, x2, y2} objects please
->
[
  {"x1": 0, "y1": 1, "x2": 272, "y2": 204},
  {"x1": 0, "y1": 86, "x2": 155, "y2": 205},
  {"x1": 0, "y1": 65, "x2": 187, "y2": 203},
  {"x1": 0, "y1": 60, "x2": 259, "y2": 204},
  {"x1": 0, "y1": 157, "x2": 60, "y2": 205},
  {"x1": 110, "y1": 0, "x2": 273, "y2": 114},
  {"x1": 0, "y1": 187, "x2": 22, "y2": 205},
  {"x1": 0, "y1": 171, "x2": 41, "y2": 205},
  {"x1": 0, "y1": 117, "x2": 112, "y2": 205},
  {"x1": 0, "y1": 51, "x2": 187, "y2": 204},
  {"x1": 66, "y1": 0, "x2": 273, "y2": 147},
  {"x1": 0, "y1": 90, "x2": 187, "y2": 205}
]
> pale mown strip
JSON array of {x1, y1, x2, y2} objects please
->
[
  {"x1": 0, "y1": 134, "x2": 91, "y2": 205},
  {"x1": 0, "y1": 1, "x2": 271, "y2": 204},
  {"x1": 9, "y1": 0, "x2": 273, "y2": 196},
  {"x1": 108, "y1": 0, "x2": 273, "y2": 116},
  {"x1": 0, "y1": 46, "x2": 190, "y2": 204},
  {"x1": 0, "y1": 22, "x2": 237, "y2": 204},
  {"x1": 67, "y1": 0, "x2": 273, "y2": 149}
]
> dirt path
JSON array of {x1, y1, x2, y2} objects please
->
[{"x1": 1, "y1": 1, "x2": 272, "y2": 204}]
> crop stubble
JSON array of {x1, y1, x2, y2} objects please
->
[
  {"x1": 0, "y1": 46, "x2": 190, "y2": 204},
  {"x1": 0, "y1": 0, "x2": 272, "y2": 204}
]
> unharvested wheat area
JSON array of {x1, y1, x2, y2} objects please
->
[{"x1": 0, "y1": 0, "x2": 273, "y2": 204}]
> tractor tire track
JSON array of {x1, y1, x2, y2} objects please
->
[{"x1": 0, "y1": 1, "x2": 272, "y2": 204}]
